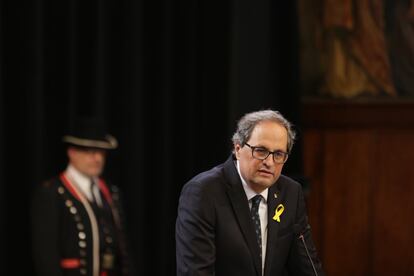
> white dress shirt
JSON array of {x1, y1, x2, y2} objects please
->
[
  {"x1": 65, "y1": 164, "x2": 103, "y2": 207},
  {"x1": 236, "y1": 161, "x2": 268, "y2": 273}
]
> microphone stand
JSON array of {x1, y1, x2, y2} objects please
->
[{"x1": 298, "y1": 233, "x2": 318, "y2": 276}]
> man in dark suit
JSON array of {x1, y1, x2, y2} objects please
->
[
  {"x1": 31, "y1": 118, "x2": 133, "y2": 276},
  {"x1": 176, "y1": 110, "x2": 324, "y2": 276}
]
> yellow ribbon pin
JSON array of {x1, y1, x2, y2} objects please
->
[{"x1": 273, "y1": 204, "x2": 284, "y2": 222}]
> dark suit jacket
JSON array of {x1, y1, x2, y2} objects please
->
[
  {"x1": 176, "y1": 155, "x2": 324, "y2": 276},
  {"x1": 31, "y1": 175, "x2": 134, "y2": 276}
]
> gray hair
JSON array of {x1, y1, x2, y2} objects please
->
[{"x1": 232, "y1": 109, "x2": 296, "y2": 153}]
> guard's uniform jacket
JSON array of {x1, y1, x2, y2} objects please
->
[{"x1": 31, "y1": 173, "x2": 132, "y2": 276}]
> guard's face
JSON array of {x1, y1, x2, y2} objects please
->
[
  {"x1": 67, "y1": 147, "x2": 106, "y2": 177},
  {"x1": 234, "y1": 121, "x2": 288, "y2": 193}
]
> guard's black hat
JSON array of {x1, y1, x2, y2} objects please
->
[{"x1": 62, "y1": 117, "x2": 118, "y2": 150}]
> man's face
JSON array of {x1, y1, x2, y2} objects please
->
[
  {"x1": 234, "y1": 121, "x2": 288, "y2": 193},
  {"x1": 67, "y1": 147, "x2": 107, "y2": 177}
]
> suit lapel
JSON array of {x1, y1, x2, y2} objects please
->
[
  {"x1": 223, "y1": 156, "x2": 262, "y2": 276},
  {"x1": 263, "y1": 183, "x2": 282, "y2": 276}
]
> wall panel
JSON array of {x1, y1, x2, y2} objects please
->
[{"x1": 303, "y1": 100, "x2": 414, "y2": 276}]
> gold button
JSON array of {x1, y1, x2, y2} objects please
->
[
  {"x1": 80, "y1": 259, "x2": 86, "y2": 266},
  {"x1": 77, "y1": 223, "x2": 84, "y2": 230},
  {"x1": 78, "y1": 232, "x2": 86, "y2": 240},
  {"x1": 65, "y1": 200, "x2": 73, "y2": 207},
  {"x1": 70, "y1": 206, "x2": 77, "y2": 214},
  {"x1": 105, "y1": 236, "x2": 113, "y2": 244},
  {"x1": 57, "y1": 187, "x2": 65, "y2": 194},
  {"x1": 79, "y1": 241, "x2": 87, "y2": 248}
]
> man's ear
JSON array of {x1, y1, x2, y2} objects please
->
[
  {"x1": 234, "y1": 144, "x2": 241, "y2": 160},
  {"x1": 67, "y1": 147, "x2": 75, "y2": 159}
]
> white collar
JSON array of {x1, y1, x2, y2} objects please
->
[
  {"x1": 236, "y1": 160, "x2": 268, "y2": 203},
  {"x1": 65, "y1": 164, "x2": 97, "y2": 202}
]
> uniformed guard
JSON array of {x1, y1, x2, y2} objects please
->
[{"x1": 31, "y1": 118, "x2": 133, "y2": 276}]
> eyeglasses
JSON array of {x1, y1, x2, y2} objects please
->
[{"x1": 244, "y1": 143, "x2": 289, "y2": 164}]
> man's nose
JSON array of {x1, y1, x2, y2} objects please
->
[
  {"x1": 91, "y1": 151, "x2": 104, "y2": 161},
  {"x1": 262, "y1": 154, "x2": 275, "y2": 166}
]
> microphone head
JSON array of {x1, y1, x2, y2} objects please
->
[{"x1": 293, "y1": 224, "x2": 311, "y2": 237}]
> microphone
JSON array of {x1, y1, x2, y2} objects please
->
[{"x1": 293, "y1": 224, "x2": 318, "y2": 276}]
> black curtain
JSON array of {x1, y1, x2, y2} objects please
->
[{"x1": 0, "y1": 0, "x2": 300, "y2": 275}]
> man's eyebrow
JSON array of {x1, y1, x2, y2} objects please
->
[
  {"x1": 254, "y1": 144, "x2": 286, "y2": 152},
  {"x1": 252, "y1": 144, "x2": 269, "y2": 150}
]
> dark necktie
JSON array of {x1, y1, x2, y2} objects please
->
[
  {"x1": 90, "y1": 179, "x2": 99, "y2": 205},
  {"x1": 251, "y1": 195, "x2": 262, "y2": 259}
]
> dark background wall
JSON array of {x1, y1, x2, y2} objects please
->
[
  {"x1": 0, "y1": 1, "x2": 301, "y2": 275},
  {"x1": 303, "y1": 100, "x2": 414, "y2": 276}
]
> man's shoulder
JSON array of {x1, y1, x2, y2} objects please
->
[
  {"x1": 32, "y1": 176, "x2": 65, "y2": 202},
  {"x1": 182, "y1": 161, "x2": 231, "y2": 195},
  {"x1": 37, "y1": 176, "x2": 63, "y2": 189},
  {"x1": 100, "y1": 178, "x2": 118, "y2": 190},
  {"x1": 106, "y1": 182, "x2": 123, "y2": 200},
  {"x1": 278, "y1": 174, "x2": 301, "y2": 184},
  {"x1": 189, "y1": 158, "x2": 232, "y2": 183},
  {"x1": 192, "y1": 163, "x2": 224, "y2": 182},
  {"x1": 276, "y1": 174, "x2": 303, "y2": 192},
  {"x1": 97, "y1": 178, "x2": 123, "y2": 202}
]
